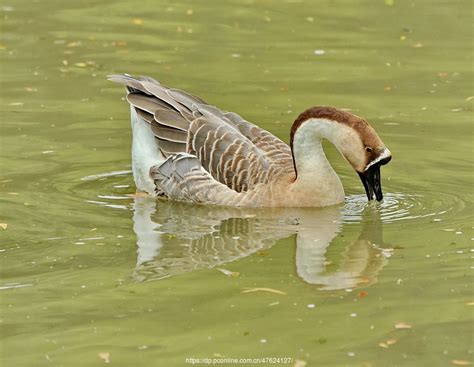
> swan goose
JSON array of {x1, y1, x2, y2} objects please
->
[{"x1": 109, "y1": 74, "x2": 392, "y2": 207}]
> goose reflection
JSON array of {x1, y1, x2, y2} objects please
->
[{"x1": 131, "y1": 196, "x2": 392, "y2": 290}]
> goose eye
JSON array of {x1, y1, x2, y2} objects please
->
[{"x1": 365, "y1": 147, "x2": 373, "y2": 153}]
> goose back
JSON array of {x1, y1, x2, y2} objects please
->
[{"x1": 109, "y1": 75, "x2": 295, "y2": 193}]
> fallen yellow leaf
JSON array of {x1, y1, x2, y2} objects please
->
[
  {"x1": 379, "y1": 339, "x2": 397, "y2": 348},
  {"x1": 241, "y1": 287, "x2": 286, "y2": 295},
  {"x1": 66, "y1": 41, "x2": 81, "y2": 48},
  {"x1": 131, "y1": 18, "x2": 143, "y2": 25},
  {"x1": 452, "y1": 360, "x2": 471, "y2": 366},
  {"x1": 74, "y1": 62, "x2": 87, "y2": 67},
  {"x1": 293, "y1": 360, "x2": 307, "y2": 367},
  {"x1": 395, "y1": 322, "x2": 412, "y2": 329},
  {"x1": 0, "y1": 223, "x2": 7, "y2": 230},
  {"x1": 216, "y1": 268, "x2": 240, "y2": 277},
  {"x1": 98, "y1": 352, "x2": 110, "y2": 363}
]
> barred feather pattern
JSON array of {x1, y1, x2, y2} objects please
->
[{"x1": 109, "y1": 74, "x2": 295, "y2": 205}]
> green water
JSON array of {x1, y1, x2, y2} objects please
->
[{"x1": 1, "y1": 0, "x2": 473, "y2": 366}]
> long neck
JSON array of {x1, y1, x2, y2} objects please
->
[{"x1": 290, "y1": 118, "x2": 345, "y2": 203}]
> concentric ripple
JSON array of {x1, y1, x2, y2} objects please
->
[{"x1": 342, "y1": 191, "x2": 469, "y2": 227}]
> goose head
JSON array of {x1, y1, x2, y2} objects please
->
[{"x1": 291, "y1": 106, "x2": 392, "y2": 201}]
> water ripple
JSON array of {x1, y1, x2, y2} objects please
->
[{"x1": 343, "y1": 192, "x2": 467, "y2": 226}]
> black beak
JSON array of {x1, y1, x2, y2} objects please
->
[{"x1": 358, "y1": 164, "x2": 384, "y2": 201}]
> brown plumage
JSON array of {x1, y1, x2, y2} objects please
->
[
  {"x1": 109, "y1": 74, "x2": 392, "y2": 207},
  {"x1": 109, "y1": 74, "x2": 294, "y2": 195}
]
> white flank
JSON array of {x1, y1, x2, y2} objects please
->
[{"x1": 130, "y1": 106, "x2": 165, "y2": 194}]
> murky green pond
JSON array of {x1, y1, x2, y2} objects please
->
[{"x1": 1, "y1": 0, "x2": 473, "y2": 366}]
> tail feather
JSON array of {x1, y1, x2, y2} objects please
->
[
  {"x1": 107, "y1": 74, "x2": 153, "y2": 94},
  {"x1": 151, "y1": 153, "x2": 201, "y2": 182}
]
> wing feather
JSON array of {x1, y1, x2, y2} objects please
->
[{"x1": 108, "y1": 74, "x2": 295, "y2": 195}]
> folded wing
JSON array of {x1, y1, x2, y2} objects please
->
[{"x1": 108, "y1": 74, "x2": 295, "y2": 193}]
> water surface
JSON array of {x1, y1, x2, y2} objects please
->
[{"x1": 1, "y1": 0, "x2": 473, "y2": 366}]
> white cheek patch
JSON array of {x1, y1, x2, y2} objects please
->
[{"x1": 364, "y1": 148, "x2": 391, "y2": 171}]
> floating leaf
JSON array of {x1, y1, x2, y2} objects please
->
[
  {"x1": 358, "y1": 291, "x2": 369, "y2": 299},
  {"x1": 241, "y1": 287, "x2": 286, "y2": 295},
  {"x1": 131, "y1": 18, "x2": 143, "y2": 25},
  {"x1": 74, "y1": 62, "x2": 87, "y2": 67},
  {"x1": 452, "y1": 360, "x2": 471, "y2": 366},
  {"x1": 0, "y1": 223, "x2": 7, "y2": 230},
  {"x1": 293, "y1": 360, "x2": 307, "y2": 367},
  {"x1": 113, "y1": 40, "x2": 127, "y2": 47},
  {"x1": 216, "y1": 268, "x2": 240, "y2": 277},
  {"x1": 98, "y1": 352, "x2": 110, "y2": 363},
  {"x1": 66, "y1": 41, "x2": 81, "y2": 48},
  {"x1": 395, "y1": 322, "x2": 412, "y2": 329}
]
